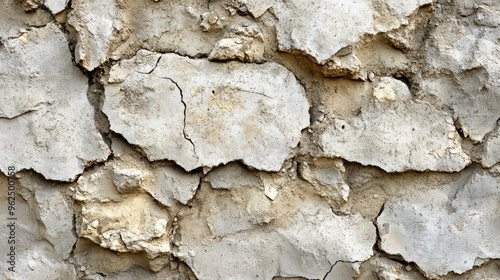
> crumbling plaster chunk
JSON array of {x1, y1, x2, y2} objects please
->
[
  {"x1": 75, "y1": 155, "x2": 201, "y2": 207},
  {"x1": 75, "y1": 165, "x2": 124, "y2": 203},
  {"x1": 475, "y1": 5, "x2": 500, "y2": 27},
  {"x1": 45, "y1": 0, "x2": 68, "y2": 14},
  {"x1": 0, "y1": 23, "x2": 110, "y2": 181},
  {"x1": 270, "y1": 0, "x2": 431, "y2": 63},
  {"x1": 104, "y1": 51, "x2": 309, "y2": 172},
  {"x1": 377, "y1": 170, "x2": 500, "y2": 277},
  {"x1": 373, "y1": 77, "x2": 412, "y2": 102},
  {"x1": 179, "y1": 227, "x2": 369, "y2": 280},
  {"x1": 18, "y1": 175, "x2": 77, "y2": 259},
  {"x1": 205, "y1": 162, "x2": 261, "y2": 190},
  {"x1": 142, "y1": 165, "x2": 201, "y2": 207},
  {"x1": 78, "y1": 195, "x2": 172, "y2": 259},
  {"x1": 276, "y1": 204, "x2": 375, "y2": 271},
  {"x1": 420, "y1": 71, "x2": 500, "y2": 142},
  {"x1": 423, "y1": 18, "x2": 500, "y2": 141},
  {"x1": 0, "y1": 175, "x2": 77, "y2": 279},
  {"x1": 67, "y1": 0, "x2": 119, "y2": 70},
  {"x1": 319, "y1": 100, "x2": 470, "y2": 172},
  {"x1": 298, "y1": 159, "x2": 350, "y2": 202},
  {"x1": 208, "y1": 23, "x2": 265, "y2": 62}
]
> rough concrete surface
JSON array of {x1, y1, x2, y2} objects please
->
[{"x1": 0, "y1": 0, "x2": 499, "y2": 280}]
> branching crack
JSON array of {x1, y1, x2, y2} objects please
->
[
  {"x1": 164, "y1": 77, "x2": 199, "y2": 162},
  {"x1": 137, "y1": 55, "x2": 199, "y2": 163}
]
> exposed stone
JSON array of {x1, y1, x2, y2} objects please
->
[
  {"x1": 74, "y1": 165, "x2": 124, "y2": 203},
  {"x1": 199, "y1": 11, "x2": 220, "y2": 31},
  {"x1": 377, "y1": 169, "x2": 500, "y2": 277},
  {"x1": 357, "y1": 256, "x2": 427, "y2": 280},
  {"x1": 23, "y1": 0, "x2": 43, "y2": 11},
  {"x1": 0, "y1": 23, "x2": 110, "y2": 181},
  {"x1": 77, "y1": 194, "x2": 172, "y2": 259},
  {"x1": 73, "y1": 152, "x2": 202, "y2": 262},
  {"x1": 208, "y1": 23, "x2": 265, "y2": 62},
  {"x1": 111, "y1": 165, "x2": 147, "y2": 194},
  {"x1": 74, "y1": 238, "x2": 145, "y2": 276},
  {"x1": 320, "y1": 53, "x2": 362, "y2": 78},
  {"x1": 75, "y1": 153, "x2": 200, "y2": 206},
  {"x1": 320, "y1": 100, "x2": 470, "y2": 172},
  {"x1": 104, "y1": 50, "x2": 309, "y2": 172},
  {"x1": 373, "y1": 77, "x2": 412, "y2": 102}
]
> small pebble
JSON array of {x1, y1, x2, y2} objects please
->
[{"x1": 368, "y1": 72, "x2": 375, "y2": 81}]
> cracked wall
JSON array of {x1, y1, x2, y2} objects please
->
[{"x1": 0, "y1": 0, "x2": 500, "y2": 279}]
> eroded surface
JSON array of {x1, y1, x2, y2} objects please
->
[
  {"x1": 0, "y1": 23, "x2": 109, "y2": 181},
  {"x1": 377, "y1": 168, "x2": 500, "y2": 277},
  {"x1": 1, "y1": 0, "x2": 500, "y2": 279},
  {"x1": 103, "y1": 51, "x2": 309, "y2": 172},
  {"x1": 319, "y1": 100, "x2": 470, "y2": 172}
]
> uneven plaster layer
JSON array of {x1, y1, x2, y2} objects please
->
[
  {"x1": 103, "y1": 50, "x2": 310, "y2": 172},
  {"x1": 319, "y1": 99, "x2": 470, "y2": 172},
  {"x1": 421, "y1": 1, "x2": 500, "y2": 142},
  {"x1": 176, "y1": 165, "x2": 376, "y2": 279},
  {"x1": 378, "y1": 168, "x2": 500, "y2": 277},
  {"x1": 1, "y1": 0, "x2": 500, "y2": 279},
  {"x1": 0, "y1": 23, "x2": 109, "y2": 181},
  {"x1": 271, "y1": 0, "x2": 433, "y2": 63}
]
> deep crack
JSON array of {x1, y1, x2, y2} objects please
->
[
  {"x1": 142, "y1": 55, "x2": 199, "y2": 163},
  {"x1": 164, "y1": 77, "x2": 199, "y2": 162}
]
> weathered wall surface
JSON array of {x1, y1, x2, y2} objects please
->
[{"x1": 1, "y1": 0, "x2": 499, "y2": 279}]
